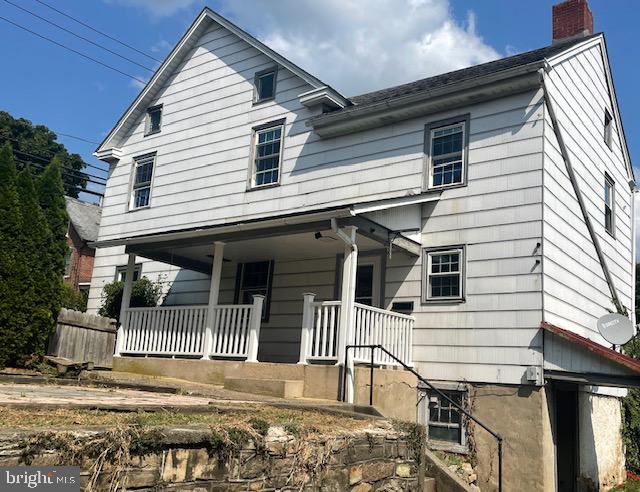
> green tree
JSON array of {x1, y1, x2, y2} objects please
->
[
  {"x1": 17, "y1": 166, "x2": 56, "y2": 356},
  {"x1": 99, "y1": 277, "x2": 163, "y2": 322},
  {"x1": 35, "y1": 157, "x2": 68, "y2": 341},
  {"x1": 0, "y1": 144, "x2": 30, "y2": 366},
  {"x1": 0, "y1": 111, "x2": 87, "y2": 197},
  {"x1": 623, "y1": 264, "x2": 640, "y2": 473}
]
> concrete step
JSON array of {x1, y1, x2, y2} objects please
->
[{"x1": 223, "y1": 377, "x2": 304, "y2": 399}]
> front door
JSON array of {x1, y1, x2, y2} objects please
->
[{"x1": 556, "y1": 385, "x2": 579, "y2": 492}]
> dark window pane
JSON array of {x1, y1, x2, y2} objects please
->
[
  {"x1": 148, "y1": 108, "x2": 161, "y2": 133},
  {"x1": 258, "y1": 72, "x2": 275, "y2": 100},
  {"x1": 242, "y1": 262, "x2": 270, "y2": 288},
  {"x1": 355, "y1": 264, "x2": 374, "y2": 305},
  {"x1": 429, "y1": 426, "x2": 461, "y2": 443},
  {"x1": 134, "y1": 187, "x2": 150, "y2": 208}
]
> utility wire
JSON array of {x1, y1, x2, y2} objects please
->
[
  {"x1": 0, "y1": 15, "x2": 147, "y2": 84},
  {"x1": 4, "y1": 137, "x2": 108, "y2": 178},
  {"x1": 12, "y1": 149, "x2": 107, "y2": 183},
  {"x1": 34, "y1": 0, "x2": 162, "y2": 63},
  {"x1": 2, "y1": 0, "x2": 154, "y2": 72},
  {"x1": 14, "y1": 157, "x2": 106, "y2": 187},
  {"x1": 53, "y1": 132, "x2": 99, "y2": 145}
]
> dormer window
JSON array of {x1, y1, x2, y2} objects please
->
[
  {"x1": 254, "y1": 68, "x2": 277, "y2": 103},
  {"x1": 145, "y1": 105, "x2": 162, "y2": 135}
]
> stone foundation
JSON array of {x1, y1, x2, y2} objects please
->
[{"x1": 0, "y1": 425, "x2": 424, "y2": 491}]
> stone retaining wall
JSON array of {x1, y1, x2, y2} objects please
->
[{"x1": 0, "y1": 425, "x2": 423, "y2": 491}]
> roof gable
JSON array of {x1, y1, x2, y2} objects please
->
[
  {"x1": 65, "y1": 197, "x2": 101, "y2": 242},
  {"x1": 95, "y1": 7, "x2": 349, "y2": 156}
]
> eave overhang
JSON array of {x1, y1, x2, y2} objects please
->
[{"x1": 308, "y1": 63, "x2": 544, "y2": 138}]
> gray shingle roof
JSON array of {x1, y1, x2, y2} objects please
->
[
  {"x1": 348, "y1": 34, "x2": 601, "y2": 107},
  {"x1": 65, "y1": 197, "x2": 101, "y2": 243}
]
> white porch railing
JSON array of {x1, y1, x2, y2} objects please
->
[
  {"x1": 298, "y1": 294, "x2": 414, "y2": 366},
  {"x1": 115, "y1": 296, "x2": 263, "y2": 360},
  {"x1": 352, "y1": 302, "x2": 414, "y2": 367}
]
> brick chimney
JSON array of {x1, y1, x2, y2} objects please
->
[{"x1": 552, "y1": 0, "x2": 594, "y2": 44}]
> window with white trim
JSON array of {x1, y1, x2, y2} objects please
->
[
  {"x1": 255, "y1": 69, "x2": 276, "y2": 102},
  {"x1": 252, "y1": 125, "x2": 283, "y2": 187},
  {"x1": 115, "y1": 264, "x2": 142, "y2": 282},
  {"x1": 145, "y1": 105, "x2": 162, "y2": 135},
  {"x1": 130, "y1": 154, "x2": 155, "y2": 209},
  {"x1": 424, "y1": 248, "x2": 464, "y2": 301},
  {"x1": 604, "y1": 174, "x2": 615, "y2": 236},
  {"x1": 428, "y1": 121, "x2": 466, "y2": 188}
]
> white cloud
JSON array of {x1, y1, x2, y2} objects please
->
[
  {"x1": 217, "y1": 0, "x2": 501, "y2": 95},
  {"x1": 130, "y1": 76, "x2": 148, "y2": 90},
  {"x1": 151, "y1": 39, "x2": 173, "y2": 53},
  {"x1": 104, "y1": 0, "x2": 199, "y2": 17}
]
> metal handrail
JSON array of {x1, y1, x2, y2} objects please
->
[{"x1": 342, "y1": 344, "x2": 504, "y2": 492}]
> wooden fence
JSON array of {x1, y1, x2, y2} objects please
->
[{"x1": 47, "y1": 308, "x2": 117, "y2": 368}]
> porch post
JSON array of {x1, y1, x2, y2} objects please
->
[
  {"x1": 336, "y1": 225, "x2": 358, "y2": 403},
  {"x1": 298, "y1": 292, "x2": 316, "y2": 364},
  {"x1": 202, "y1": 241, "x2": 224, "y2": 360},
  {"x1": 115, "y1": 253, "x2": 136, "y2": 357},
  {"x1": 246, "y1": 295, "x2": 264, "y2": 363}
]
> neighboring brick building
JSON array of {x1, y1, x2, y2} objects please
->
[{"x1": 64, "y1": 197, "x2": 101, "y2": 298}]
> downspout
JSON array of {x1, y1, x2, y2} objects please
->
[
  {"x1": 331, "y1": 218, "x2": 358, "y2": 403},
  {"x1": 631, "y1": 183, "x2": 638, "y2": 329},
  {"x1": 539, "y1": 64, "x2": 625, "y2": 314}
]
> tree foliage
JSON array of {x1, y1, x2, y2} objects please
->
[
  {"x1": 623, "y1": 267, "x2": 640, "y2": 473},
  {"x1": 61, "y1": 284, "x2": 88, "y2": 313},
  {"x1": 98, "y1": 277, "x2": 163, "y2": 322},
  {"x1": 0, "y1": 111, "x2": 88, "y2": 197},
  {"x1": 0, "y1": 142, "x2": 68, "y2": 367}
]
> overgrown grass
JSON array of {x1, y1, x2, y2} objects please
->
[
  {"x1": 0, "y1": 405, "x2": 375, "y2": 433},
  {"x1": 614, "y1": 480, "x2": 640, "y2": 491}
]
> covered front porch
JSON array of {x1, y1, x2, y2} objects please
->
[{"x1": 110, "y1": 210, "x2": 420, "y2": 381}]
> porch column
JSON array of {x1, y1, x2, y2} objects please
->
[
  {"x1": 202, "y1": 241, "x2": 224, "y2": 360},
  {"x1": 246, "y1": 294, "x2": 264, "y2": 363},
  {"x1": 115, "y1": 253, "x2": 136, "y2": 357},
  {"x1": 335, "y1": 225, "x2": 358, "y2": 403}
]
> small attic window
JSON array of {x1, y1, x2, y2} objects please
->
[
  {"x1": 254, "y1": 68, "x2": 277, "y2": 103},
  {"x1": 145, "y1": 105, "x2": 162, "y2": 136},
  {"x1": 604, "y1": 108, "x2": 613, "y2": 150}
]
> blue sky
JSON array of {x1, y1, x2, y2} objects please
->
[{"x1": 0, "y1": 0, "x2": 637, "y2": 204}]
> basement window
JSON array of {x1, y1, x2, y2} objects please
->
[
  {"x1": 419, "y1": 385, "x2": 468, "y2": 452},
  {"x1": 235, "y1": 261, "x2": 274, "y2": 321},
  {"x1": 604, "y1": 173, "x2": 615, "y2": 237},
  {"x1": 145, "y1": 105, "x2": 162, "y2": 135}
]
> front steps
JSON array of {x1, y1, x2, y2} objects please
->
[{"x1": 223, "y1": 377, "x2": 304, "y2": 398}]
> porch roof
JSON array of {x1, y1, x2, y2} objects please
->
[
  {"x1": 541, "y1": 321, "x2": 640, "y2": 388},
  {"x1": 94, "y1": 206, "x2": 423, "y2": 274}
]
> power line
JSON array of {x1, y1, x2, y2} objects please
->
[
  {"x1": 12, "y1": 149, "x2": 107, "y2": 183},
  {"x1": 3, "y1": 137, "x2": 108, "y2": 179},
  {"x1": 2, "y1": 0, "x2": 154, "y2": 72},
  {"x1": 14, "y1": 158, "x2": 106, "y2": 187},
  {"x1": 34, "y1": 0, "x2": 162, "y2": 63},
  {"x1": 0, "y1": 15, "x2": 147, "y2": 84},
  {"x1": 52, "y1": 132, "x2": 99, "y2": 145}
]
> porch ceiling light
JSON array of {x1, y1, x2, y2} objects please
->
[{"x1": 314, "y1": 231, "x2": 337, "y2": 242}]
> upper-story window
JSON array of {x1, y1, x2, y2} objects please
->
[
  {"x1": 145, "y1": 105, "x2": 162, "y2": 135},
  {"x1": 604, "y1": 173, "x2": 615, "y2": 236},
  {"x1": 423, "y1": 247, "x2": 464, "y2": 302},
  {"x1": 254, "y1": 68, "x2": 277, "y2": 103},
  {"x1": 130, "y1": 153, "x2": 155, "y2": 209},
  {"x1": 251, "y1": 122, "x2": 284, "y2": 188},
  {"x1": 604, "y1": 108, "x2": 613, "y2": 150},
  {"x1": 426, "y1": 116, "x2": 469, "y2": 189}
]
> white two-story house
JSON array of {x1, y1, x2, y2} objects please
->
[{"x1": 89, "y1": 1, "x2": 638, "y2": 490}]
